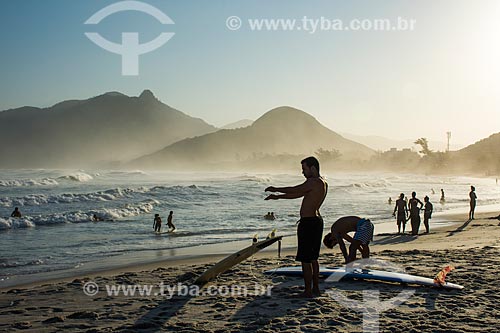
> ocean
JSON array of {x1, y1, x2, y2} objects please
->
[{"x1": 1, "y1": 169, "x2": 499, "y2": 286}]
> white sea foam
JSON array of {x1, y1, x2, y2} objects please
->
[
  {"x1": 0, "y1": 188, "x2": 135, "y2": 207},
  {"x1": 0, "y1": 178, "x2": 59, "y2": 187},
  {"x1": 0, "y1": 200, "x2": 158, "y2": 230},
  {"x1": 58, "y1": 172, "x2": 94, "y2": 182}
]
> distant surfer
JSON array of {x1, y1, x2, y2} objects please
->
[
  {"x1": 167, "y1": 211, "x2": 176, "y2": 231},
  {"x1": 92, "y1": 214, "x2": 103, "y2": 222},
  {"x1": 265, "y1": 156, "x2": 328, "y2": 298},
  {"x1": 323, "y1": 216, "x2": 374, "y2": 263},
  {"x1": 392, "y1": 193, "x2": 408, "y2": 234},
  {"x1": 153, "y1": 214, "x2": 162, "y2": 233},
  {"x1": 10, "y1": 207, "x2": 22, "y2": 218},
  {"x1": 423, "y1": 196, "x2": 433, "y2": 234},
  {"x1": 440, "y1": 189, "x2": 445, "y2": 203},
  {"x1": 408, "y1": 192, "x2": 423, "y2": 236},
  {"x1": 469, "y1": 186, "x2": 477, "y2": 221}
]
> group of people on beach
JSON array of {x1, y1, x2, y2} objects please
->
[
  {"x1": 153, "y1": 211, "x2": 176, "y2": 233},
  {"x1": 391, "y1": 185, "x2": 478, "y2": 235},
  {"x1": 392, "y1": 192, "x2": 433, "y2": 235},
  {"x1": 265, "y1": 156, "x2": 374, "y2": 298}
]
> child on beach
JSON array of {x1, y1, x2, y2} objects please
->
[
  {"x1": 167, "y1": 211, "x2": 176, "y2": 231},
  {"x1": 153, "y1": 214, "x2": 162, "y2": 233}
]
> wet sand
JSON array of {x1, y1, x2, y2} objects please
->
[{"x1": 1, "y1": 211, "x2": 499, "y2": 332}]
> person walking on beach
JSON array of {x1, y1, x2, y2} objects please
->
[
  {"x1": 323, "y1": 216, "x2": 374, "y2": 263},
  {"x1": 265, "y1": 156, "x2": 328, "y2": 298},
  {"x1": 469, "y1": 186, "x2": 477, "y2": 220},
  {"x1": 423, "y1": 196, "x2": 433, "y2": 234},
  {"x1": 167, "y1": 211, "x2": 176, "y2": 231},
  {"x1": 393, "y1": 193, "x2": 408, "y2": 234},
  {"x1": 153, "y1": 214, "x2": 162, "y2": 233},
  {"x1": 408, "y1": 192, "x2": 423, "y2": 235},
  {"x1": 10, "y1": 207, "x2": 22, "y2": 218},
  {"x1": 440, "y1": 189, "x2": 445, "y2": 203}
]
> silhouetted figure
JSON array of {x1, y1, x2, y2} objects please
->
[
  {"x1": 408, "y1": 192, "x2": 423, "y2": 235},
  {"x1": 431, "y1": 188, "x2": 435, "y2": 195},
  {"x1": 153, "y1": 214, "x2": 162, "y2": 233},
  {"x1": 388, "y1": 197, "x2": 392, "y2": 205},
  {"x1": 469, "y1": 186, "x2": 477, "y2": 220},
  {"x1": 423, "y1": 196, "x2": 433, "y2": 234},
  {"x1": 264, "y1": 212, "x2": 272, "y2": 220},
  {"x1": 270, "y1": 212, "x2": 276, "y2": 220},
  {"x1": 265, "y1": 156, "x2": 327, "y2": 298},
  {"x1": 92, "y1": 214, "x2": 103, "y2": 222},
  {"x1": 323, "y1": 216, "x2": 374, "y2": 263},
  {"x1": 392, "y1": 193, "x2": 408, "y2": 234},
  {"x1": 167, "y1": 211, "x2": 176, "y2": 231},
  {"x1": 10, "y1": 207, "x2": 22, "y2": 218},
  {"x1": 440, "y1": 189, "x2": 445, "y2": 203}
]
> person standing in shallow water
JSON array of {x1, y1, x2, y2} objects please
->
[
  {"x1": 167, "y1": 211, "x2": 176, "y2": 231},
  {"x1": 469, "y1": 186, "x2": 477, "y2": 220},
  {"x1": 408, "y1": 192, "x2": 423, "y2": 236},
  {"x1": 153, "y1": 214, "x2": 162, "y2": 233},
  {"x1": 265, "y1": 156, "x2": 328, "y2": 298}
]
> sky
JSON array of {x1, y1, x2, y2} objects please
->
[{"x1": 1, "y1": 0, "x2": 499, "y2": 147}]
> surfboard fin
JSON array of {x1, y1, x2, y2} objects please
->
[{"x1": 433, "y1": 265, "x2": 455, "y2": 286}]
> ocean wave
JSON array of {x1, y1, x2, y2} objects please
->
[
  {"x1": 232, "y1": 175, "x2": 272, "y2": 183},
  {"x1": 0, "y1": 200, "x2": 158, "y2": 230},
  {"x1": 0, "y1": 188, "x2": 136, "y2": 207},
  {"x1": 0, "y1": 258, "x2": 45, "y2": 269},
  {"x1": 58, "y1": 172, "x2": 94, "y2": 182},
  {"x1": 0, "y1": 218, "x2": 36, "y2": 230},
  {"x1": 0, "y1": 178, "x2": 59, "y2": 187}
]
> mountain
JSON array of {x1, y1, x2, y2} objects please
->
[
  {"x1": 220, "y1": 119, "x2": 254, "y2": 129},
  {"x1": 132, "y1": 106, "x2": 375, "y2": 169},
  {"x1": 0, "y1": 90, "x2": 216, "y2": 168},
  {"x1": 453, "y1": 133, "x2": 500, "y2": 173}
]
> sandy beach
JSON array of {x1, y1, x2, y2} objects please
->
[{"x1": 1, "y1": 211, "x2": 499, "y2": 332}]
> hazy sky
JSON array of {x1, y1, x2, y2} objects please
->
[{"x1": 1, "y1": 0, "x2": 499, "y2": 147}]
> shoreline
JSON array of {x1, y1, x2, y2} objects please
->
[
  {"x1": 2, "y1": 206, "x2": 498, "y2": 291},
  {"x1": 0, "y1": 212, "x2": 499, "y2": 332}
]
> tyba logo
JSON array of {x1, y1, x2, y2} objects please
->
[{"x1": 84, "y1": 1, "x2": 175, "y2": 76}]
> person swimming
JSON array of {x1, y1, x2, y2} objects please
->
[{"x1": 10, "y1": 207, "x2": 22, "y2": 218}]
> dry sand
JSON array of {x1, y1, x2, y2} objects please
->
[{"x1": 1, "y1": 211, "x2": 499, "y2": 332}]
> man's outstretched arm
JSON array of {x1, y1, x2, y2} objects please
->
[
  {"x1": 265, "y1": 193, "x2": 304, "y2": 200},
  {"x1": 265, "y1": 181, "x2": 310, "y2": 195}
]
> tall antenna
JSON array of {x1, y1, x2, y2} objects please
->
[{"x1": 446, "y1": 131, "x2": 451, "y2": 152}]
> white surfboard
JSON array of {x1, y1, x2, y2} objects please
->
[
  {"x1": 265, "y1": 266, "x2": 464, "y2": 290},
  {"x1": 195, "y1": 235, "x2": 283, "y2": 285}
]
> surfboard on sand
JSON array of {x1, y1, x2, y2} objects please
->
[
  {"x1": 265, "y1": 266, "x2": 464, "y2": 290},
  {"x1": 194, "y1": 235, "x2": 283, "y2": 285}
]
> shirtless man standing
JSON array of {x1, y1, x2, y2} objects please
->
[
  {"x1": 265, "y1": 156, "x2": 328, "y2": 298},
  {"x1": 392, "y1": 193, "x2": 408, "y2": 234}
]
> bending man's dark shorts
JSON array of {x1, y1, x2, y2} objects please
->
[{"x1": 296, "y1": 216, "x2": 324, "y2": 263}]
